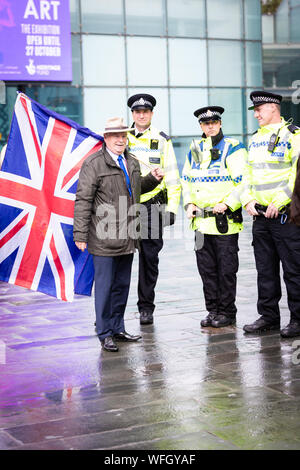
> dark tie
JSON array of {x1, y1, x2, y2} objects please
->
[{"x1": 118, "y1": 155, "x2": 132, "y2": 197}]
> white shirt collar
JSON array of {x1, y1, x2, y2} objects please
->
[
  {"x1": 106, "y1": 148, "x2": 124, "y2": 165},
  {"x1": 134, "y1": 126, "x2": 150, "y2": 136}
]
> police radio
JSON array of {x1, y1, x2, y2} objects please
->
[
  {"x1": 268, "y1": 133, "x2": 279, "y2": 153},
  {"x1": 210, "y1": 148, "x2": 220, "y2": 160}
]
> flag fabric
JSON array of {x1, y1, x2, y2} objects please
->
[{"x1": 0, "y1": 93, "x2": 103, "y2": 301}]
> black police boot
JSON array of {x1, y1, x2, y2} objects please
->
[
  {"x1": 280, "y1": 320, "x2": 300, "y2": 338},
  {"x1": 140, "y1": 311, "x2": 153, "y2": 325},
  {"x1": 200, "y1": 313, "x2": 218, "y2": 327},
  {"x1": 243, "y1": 317, "x2": 280, "y2": 334},
  {"x1": 211, "y1": 314, "x2": 236, "y2": 328}
]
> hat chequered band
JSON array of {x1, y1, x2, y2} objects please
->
[
  {"x1": 131, "y1": 98, "x2": 152, "y2": 108},
  {"x1": 198, "y1": 111, "x2": 222, "y2": 122},
  {"x1": 252, "y1": 96, "x2": 281, "y2": 104}
]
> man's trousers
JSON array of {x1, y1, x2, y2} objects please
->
[
  {"x1": 252, "y1": 216, "x2": 300, "y2": 323},
  {"x1": 195, "y1": 233, "x2": 239, "y2": 318},
  {"x1": 137, "y1": 201, "x2": 163, "y2": 314},
  {"x1": 93, "y1": 254, "x2": 134, "y2": 341}
]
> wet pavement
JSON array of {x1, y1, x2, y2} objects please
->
[{"x1": 1, "y1": 215, "x2": 300, "y2": 450}]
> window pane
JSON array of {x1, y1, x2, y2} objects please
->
[
  {"x1": 167, "y1": 0, "x2": 205, "y2": 37},
  {"x1": 246, "y1": 42, "x2": 262, "y2": 87},
  {"x1": 0, "y1": 86, "x2": 17, "y2": 146},
  {"x1": 207, "y1": 0, "x2": 242, "y2": 39},
  {"x1": 128, "y1": 88, "x2": 169, "y2": 134},
  {"x1": 246, "y1": 89, "x2": 259, "y2": 135},
  {"x1": 125, "y1": 0, "x2": 165, "y2": 35},
  {"x1": 81, "y1": 0, "x2": 124, "y2": 34},
  {"x1": 290, "y1": 6, "x2": 300, "y2": 42},
  {"x1": 208, "y1": 88, "x2": 243, "y2": 135},
  {"x1": 169, "y1": 39, "x2": 207, "y2": 86},
  {"x1": 245, "y1": 0, "x2": 262, "y2": 40},
  {"x1": 71, "y1": 35, "x2": 81, "y2": 86},
  {"x1": 82, "y1": 36, "x2": 125, "y2": 86},
  {"x1": 173, "y1": 137, "x2": 196, "y2": 174},
  {"x1": 26, "y1": 86, "x2": 83, "y2": 125},
  {"x1": 262, "y1": 15, "x2": 274, "y2": 43},
  {"x1": 170, "y1": 88, "x2": 208, "y2": 136},
  {"x1": 70, "y1": 0, "x2": 80, "y2": 32},
  {"x1": 208, "y1": 41, "x2": 243, "y2": 87},
  {"x1": 275, "y1": 0, "x2": 289, "y2": 43},
  {"x1": 84, "y1": 88, "x2": 127, "y2": 136},
  {"x1": 127, "y1": 38, "x2": 167, "y2": 86}
]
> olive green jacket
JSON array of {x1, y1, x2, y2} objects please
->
[{"x1": 73, "y1": 143, "x2": 159, "y2": 256}]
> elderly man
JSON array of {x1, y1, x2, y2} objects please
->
[
  {"x1": 241, "y1": 91, "x2": 300, "y2": 338},
  {"x1": 73, "y1": 117, "x2": 163, "y2": 352}
]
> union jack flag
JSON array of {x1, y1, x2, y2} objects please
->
[{"x1": 0, "y1": 93, "x2": 103, "y2": 301}]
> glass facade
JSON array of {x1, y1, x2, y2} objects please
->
[
  {"x1": 262, "y1": 0, "x2": 300, "y2": 124},
  {"x1": 0, "y1": 0, "x2": 263, "y2": 168}
]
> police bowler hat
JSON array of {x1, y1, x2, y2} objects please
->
[
  {"x1": 127, "y1": 94, "x2": 156, "y2": 111},
  {"x1": 248, "y1": 90, "x2": 282, "y2": 110},
  {"x1": 194, "y1": 106, "x2": 224, "y2": 123}
]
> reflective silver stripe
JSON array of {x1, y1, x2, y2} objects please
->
[
  {"x1": 163, "y1": 162, "x2": 180, "y2": 173},
  {"x1": 220, "y1": 141, "x2": 230, "y2": 171},
  {"x1": 251, "y1": 162, "x2": 292, "y2": 170},
  {"x1": 283, "y1": 186, "x2": 293, "y2": 198},
  {"x1": 165, "y1": 176, "x2": 181, "y2": 185},
  {"x1": 253, "y1": 180, "x2": 289, "y2": 191}
]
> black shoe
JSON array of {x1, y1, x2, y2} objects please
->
[
  {"x1": 280, "y1": 320, "x2": 300, "y2": 338},
  {"x1": 140, "y1": 311, "x2": 153, "y2": 325},
  {"x1": 114, "y1": 331, "x2": 142, "y2": 342},
  {"x1": 101, "y1": 336, "x2": 119, "y2": 352},
  {"x1": 211, "y1": 314, "x2": 236, "y2": 328},
  {"x1": 200, "y1": 313, "x2": 218, "y2": 327},
  {"x1": 243, "y1": 317, "x2": 280, "y2": 334}
]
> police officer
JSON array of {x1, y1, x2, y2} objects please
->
[
  {"x1": 241, "y1": 90, "x2": 300, "y2": 338},
  {"x1": 182, "y1": 106, "x2": 247, "y2": 328},
  {"x1": 127, "y1": 94, "x2": 181, "y2": 325}
]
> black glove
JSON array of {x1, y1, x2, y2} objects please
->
[{"x1": 164, "y1": 211, "x2": 176, "y2": 227}]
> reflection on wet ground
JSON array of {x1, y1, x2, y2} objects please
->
[{"x1": 0, "y1": 218, "x2": 300, "y2": 450}]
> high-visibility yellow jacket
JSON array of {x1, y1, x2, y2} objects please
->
[
  {"x1": 127, "y1": 126, "x2": 181, "y2": 214},
  {"x1": 181, "y1": 134, "x2": 247, "y2": 235},
  {"x1": 240, "y1": 118, "x2": 300, "y2": 209}
]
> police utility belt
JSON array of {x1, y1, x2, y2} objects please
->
[
  {"x1": 147, "y1": 189, "x2": 168, "y2": 206},
  {"x1": 193, "y1": 207, "x2": 243, "y2": 234},
  {"x1": 254, "y1": 203, "x2": 290, "y2": 224}
]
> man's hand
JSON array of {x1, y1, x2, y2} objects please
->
[
  {"x1": 213, "y1": 203, "x2": 227, "y2": 214},
  {"x1": 75, "y1": 241, "x2": 87, "y2": 252},
  {"x1": 245, "y1": 200, "x2": 259, "y2": 216},
  {"x1": 265, "y1": 202, "x2": 279, "y2": 219},
  {"x1": 186, "y1": 203, "x2": 198, "y2": 219},
  {"x1": 151, "y1": 167, "x2": 164, "y2": 181}
]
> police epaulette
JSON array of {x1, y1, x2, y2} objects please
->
[
  {"x1": 159, "y1": 131, "x2": 170, "y2": 141},
  {"x1": 287, "y1": 124, "x2": 300, "y2": 134}
]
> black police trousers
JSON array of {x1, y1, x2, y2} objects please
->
[
  {"x1": 137, "y1": 201, "x2": 164, "y2": 314},
  {"x1": 252, "y1": 216, "x2": 300, "y2": 323},
  {"x1": 195, "y1": 233, "x2": 239, "y2": 318}
]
